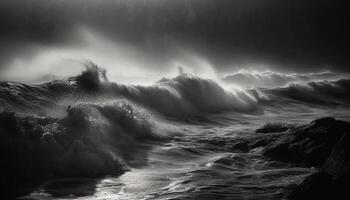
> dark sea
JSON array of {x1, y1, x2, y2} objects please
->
[{"x1": 1, "y1": 69, "x2": 350, "y2": 200}]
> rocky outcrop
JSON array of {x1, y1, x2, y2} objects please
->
[
  {"x1": 255, "y1": 121, "x2": 290, "y2": 133},
  {"x1": 261, "y1": 117, "x2": 350, "y2": 199},
  {"x1": 263, "y1": 117, "x2": 350, "y2": 167},
  {"x1": 287, "y1": 171, "x2": 334, "y2": 199},
  {"x1": 288, "y1": 170, "x2": 350, "y2": 200}
]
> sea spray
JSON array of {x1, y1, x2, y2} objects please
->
[{"x1": 0, "y1": 101, "x2": 162, "y2": 197}]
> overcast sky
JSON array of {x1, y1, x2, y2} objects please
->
[{"x1": 0, "y1": 0, "x2": 349, "y2": 81}]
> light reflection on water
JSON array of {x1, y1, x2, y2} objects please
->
[{"x1": 24, "y1": 109, "x2": 350, "y2": 200}]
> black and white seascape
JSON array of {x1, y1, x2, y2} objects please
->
[{"x1": 1, "y1": 1, "x2": 350, "y2": 200}]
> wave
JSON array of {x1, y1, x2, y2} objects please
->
[
  {"x1": 259, "y1": 78, "x2": 350, "y2": 106},
  {"x1": 1, "y1": 63, "x2": 350, "y2": 198},
  {"x1": 0, "y1": 80, "x2": 75, "y2": 112},
  {"x1": 108, "y1": 74, "x2": 260, "y2": 117},
  {"x1": 0, "y1": 63, "x2": 110, "y2": 113},
  {"x1": 0, "y1": 102, "x2": 163, "y2": 196},
  {"x1": 222, "y1": 70, "x2": 348, "y2": 88},
  {"x1": 0, "y1": 64, "x2": 261, "y2": 117},
  {"x1": 1, "y1": 63, "x2": 350, "y2": 119}
]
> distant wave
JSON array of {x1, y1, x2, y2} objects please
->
[
  {"x1": 260, "y1": 78, "x2": 350, "y2": 106},
  {"x1": 222, "y1": 70, "x2": 348, "y2": 88}
]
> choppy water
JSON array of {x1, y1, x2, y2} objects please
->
[
  {"x1": 1, "y1": 67, "x2": 350, "y2": 200},
  {"x1": 20, "y1": 110, "x2": 350, "y2": 200}
]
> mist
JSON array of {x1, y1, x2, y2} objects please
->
[{"x1": 1, "y1": 0, "x2": 349, "y2": 84}]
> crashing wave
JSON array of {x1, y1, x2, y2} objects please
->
[
  {"x1": 2, "y1": 63, "x2": 349, "y2": 119},
  {"x1": 0, "y1": 63, "x2": 261, "y2": 117},
  {"x1": 0, "y1": 63, "x2": 109, "y2": 113},
  {"x1": 108, "y1": 73, "x2": 260, "y2": 117},
  {"x1": 0, "y1": 102, "x2": 162, "y2": 197}
]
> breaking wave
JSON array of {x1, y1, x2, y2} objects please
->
[
  {"x1": 0, "y1": 101, "x2": 163, "y2": 196},
  {"x1": 0, "y1": 64, "x2": 261, "y2": 117},
  {"x1": 1, "y1": 63, "x2": 350, "y2": 198},
  {"x1": 108, "y1": 74, "x2": 260, "y2": 117},
  {"x1": 262, "y1": 78, "x2": 350, "y2": 106},
  {"x1": 1, "y1": 64, "x2": 350, "y2": 118}
]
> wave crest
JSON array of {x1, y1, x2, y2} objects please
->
[
  {"x1": 264, "y1": 78, "x2": 350, "y2": 106},
  {"x1": 111, "y1": 73, "x2": 260, "y2": 117},
  {"x1": 222, "y1": 70, "x2": 348, "y2": 88},
  {"x1": 2, "y1": 63, "x2": 350, "y2": 118}
]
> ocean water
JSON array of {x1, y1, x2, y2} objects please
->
[{"x1": 1, "y1": 67, "x2": 350, "y2": 200}]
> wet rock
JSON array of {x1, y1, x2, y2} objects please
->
[
  {"x1": 255, "y1": 122, "x2": 290, "y2": 133},
  {"x1": 262, "y1": 117, "x2": 350, "y2": 167},
  {"x1": 311, "y1": 117, "x2": 336, "y2": 126},
  {"x1": 260, "y1": 117, "x2": 350, "y2": 199},
  {"x1": 289, "y1": 169, "x2": 350, "y2": 200},
  {"x1": 322, "y1": 130, "x2": 350, "y2": 176},
  {"x1": 249, "y1": 138, "x2": 272, "y2": 148},
  {"x1": 288, "y1": 171, "x2": 334, "y2": 200}
]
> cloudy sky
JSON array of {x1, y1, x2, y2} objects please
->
[{"x1": 0, "y1": 0, "x2": 349, "y2": 82}]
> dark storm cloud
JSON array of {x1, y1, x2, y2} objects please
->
[{"x1": 0, "y1": 0, "x2": 349, "y2": 72}]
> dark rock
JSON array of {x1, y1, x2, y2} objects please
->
[
  {"x1": 256, "y1": 126, "x2": 288, "y2": 133},
  {"x1": 322, "y1": 131, "x2": 350, "y2": 176},
  {"x1": 333, "y1": 169, "x2": 350, "y2": 196},
  {"x1": 249, "y1": 138, "x2": 273, "y2": 148},
  {"x1": 311, "y1": 117, "x2": 335, "y2": 126},
  {"x1": 260, "y1": 117, "x2": 350, "y2": 199},
  {"x1": 289, "y1": 170, "x2": 350, "y2": 200},
  {"x1": 256, "y1": 122, "x2": 290, "y2": 133},
  {"x1": 288, "y1": 171, "x2": 334, "y2": 200},
  {"x1": 262, "y1": 133, "x2": 300, "y2": 163},
  {"x1": 263, "y1": 117, "x2": 350, "y2": 167}
]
